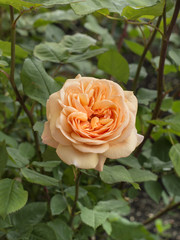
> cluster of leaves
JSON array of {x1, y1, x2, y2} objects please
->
[{"x1": 0, "y1": 0, "x2": 180, "y2": 239}]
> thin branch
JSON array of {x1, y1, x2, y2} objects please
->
[
  {"x1": 132, "y1": 16, "x2": 162, "y2": 92},
  {"x1": 163, "y1": 1, "x2": 167, "y2": 34},
  {"x1": 118, "y1": 22, "x2": 128, "y2": 51},
  {"x1": 69, "y1": 169, "x2": 81, "y2": 228},
  {"x1": 138, "y1": 25, "x2": 147, "y2": 46},
  {"x1": 106, "y1": 15, "x2": 164, "y2": 36},
  {"x1": 143, "y1": 201, "x2": 180, "y2": 225},
  {"x1": 9, "y1": 6, "x2": 42, "y2": 161},
  {"x1": 134, "y1": 0, "x2": 180, "y2": 156}
]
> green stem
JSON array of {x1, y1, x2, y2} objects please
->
[
  {"x1": 9, "y1": 6, "x2": 42, "y2": 161},
  {"x1": 134, "y1": 0, "x2": 180, "y2": 156},
  {"x1": 69, "y1": 169, "x2": 81, "y2": 228},
  {"x1": 132, "y1": 16, "x2": 162, "y2": 92},
  {"x1": 143, "y1": 201, "x2": 180, "y2": 225}
]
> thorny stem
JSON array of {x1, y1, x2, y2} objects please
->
[
  {"x1": 134, "y1": 0, "x2": 180, "y2": 156},
  {"x1": 143, "y1": 201, "x2": 180, "y2": 225},
  {"x1": 9, "y1": 6, "x2": 42, "y2": 161},
  {"x1": 132, "y1": 16, "x2": 162, "y2": 92},
  {"x1": 69, "y1": 169, "x2": 81, "y2": 228}
]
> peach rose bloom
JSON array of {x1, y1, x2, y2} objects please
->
[{"x1": 41, "y1": 75, "x2": 143, "y2": 171}]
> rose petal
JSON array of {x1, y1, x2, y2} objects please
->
[
  {"x1": 95, "y1": 155, "x2": 107, "y2": 172},
  {"x1": 71, "y1": 132, "x2": 106, "y2": 145},
  {"x1": 48, "y1": 92, "x2": 71, "y2": 145},
  {"x1": 41, "y1": 122, "x2": 58, "y2": 148},
  {"x1": 56, "y1": 144, "x2": 99, "y2": 169},
  {"x1": 103, "y1": 129, "x2": 140, "y2": 159},
  {"x1": 72, "y1": 142, "x2": 109, "y2": 153},
  {"x1": 109, "y1": 112, "x2": 135, "y2": 144},
  {"x1": 124, "y1": 91, "x2": 138, "y2": 116}
]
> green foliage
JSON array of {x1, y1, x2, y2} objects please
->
[
  {"x1": 0, "y1": 179, "x2": 28, "y2": 218},
  {"x1": 50, "y1": 194, "x2": 66, "y2": 216},
  {"x1": 21, "y1": 58, "x2": 60, "y2": 106},
  {"x1": 125, "y1": 40, "x2": 152, "y2": 61},
  {"x1": 0, "y1": 1, "x2": 180, "y2": 239},
  {"x1": 21, "y1": 168, "x2": 60, "y2": 187},
  {"x1": 0, "y1": 0, "x2": 40, "y2": 10},
  {"x1": 0, "y1": 142, "x2": 8, "y2": 178},
  {"x1": 98, "y1": 49, "x2": 129, "y2": 83},
  {"x1": 0, "y1": 40, "x2": 28, "y2": 58}
]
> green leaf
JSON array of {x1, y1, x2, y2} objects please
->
[
  {"x1": 111, "y1": 216, "x2": 157, "y2": 240},
  {"x1": 29, "y1": 223, "x2": 57, "y2": 240},
  {"x1": 23, "y1": 0, "x2": 78, "y2": 6},
  {"x1": 122, "y1": 0, "x2": 164, "y2": 20},
  {"x1": 151, "y1": 137, "x2": 171, "y2": 162},
  {"x1": 0, "y1": 0, "x2": 41, "y2": 11},
  {"x1": 169, "y1": 49, "x2": 180, "y2": 66},
  {"x1": 129, "y1": 63, "x2": 147, "y2": 80},
  {"x1": 116, "y1": 155, "x2": 141, "y2": 169},
  {"x1": 100, "y1": 165, "x2": 133, "y2": 184},
  {"x1": 7, "y1": 147, "x2": 29, "y2": 168},
  {"x1": 71, "y1": 0, "x2": 128, "y2": 16},
  {"x1": 0, "y1": 132, "x2": 18, "y2": 148},
  {"x1": 169, "y1": 144, "x2": 180, "y2": 176},
  {"x1": 33, "y1": 121, "x2": 45, "y2": 136},
  {"x1": 161, "y1": 97, "x2": 173, "y2": 111},
  {"x1": 65, "y1": 186, "x2": 87, "y2": 200},
  {"x1": 21, "y1": 168, "x2": 59, "y2": 187},
  {"x1": 60, "y1": 33, "x2": 97, "y2": 53},
  {"x1": 98, "y1": 49, "x2": 129, "y2": 83},
  {"x1": 137, "y1": 88, "x2": 157, "y2": 105},
  {"x1": 34, "y1": 42, "x2": 69, "y2": 63},
  {"x1": 0, "y1": 40, "x2": 28, "y2": 58},
  {"x1": 32, "y1": 161, "x2": 60, "y2": 169},
  {"x1": 0, "y1": 142, "x2": 8, "y2": 178},
  {"x1": 47, "y1": 219, "x2": 72, "y2": 240},
  {"x1": 34, "y1": 9, "x2": 80, "y2": 26},
  {"x1": 18, "y1": 142, "x2": 35, "y2": 159},
  {"x1": 80, "y1": 206, "x2": 109, "y2": 229},
  {"x1": 162, "y1": 174, "x2": 180, "y2": 197},
  {"x1": 11, "y1": 202, "x2": 47, "y2": 227},
  {"x1": 102, "y1": 220, "x2": 112, "y2": 235},
  {"x1": 0, "y1": 178, "x2": 28, "y2": 218},
  {"x1": 95, "y1": 199, "x2": 128, "y2": 213},
  {"x1": 144, "y1": 181, "x2": 163, "y2": 203},
  {"x1": 67, "y1": 48, "x2": 107, "y2": 63},
  {"x1": 125, "y1": 40, "x2": 152, "y2": 61},
  {"x1": 172, "y1": 100, "x2": 180, "y2": 113},
  {"x1": 85, "y1": 15, "x2": 115, "y2": 47},
  {"x1": 128, "y1": 168, "x2": 157, "y2": 182},
  {"x1": 50, "y1": 194, "x2": 66, "y2": 216},
  {"x1": 21, "y1": 58, "x2": 60, "y2": 106}
]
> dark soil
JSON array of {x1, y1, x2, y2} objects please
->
[{"x1": 129, "y1": 192, "x2": 180, "y2": 240}]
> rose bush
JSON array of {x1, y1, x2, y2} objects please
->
[{"x1": 42, "y1": 75, "x2": 143, "y2": 171}]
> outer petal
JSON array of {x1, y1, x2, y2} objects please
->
[
  {"x1": 72, "y1": 143, "x2": 109, "y2": 153},
  {"x1": 124, "y1": 91, "x2": 138, "y2": 116},
  {"x1": 48, "y1": 92, "x2": 71, "y2": 145},
  {"x1": 103, "y1": 129, "x2": 143, "y2": 159},
  {"x1": 56, "y1": 144, "x2": 99, "y2": 169},
  {"x1": 95, "y1": 155, "x2": 107, "y2": 172},
  {"x1": 41, "y1": 122, "x2": 58, "y2": 148}
]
